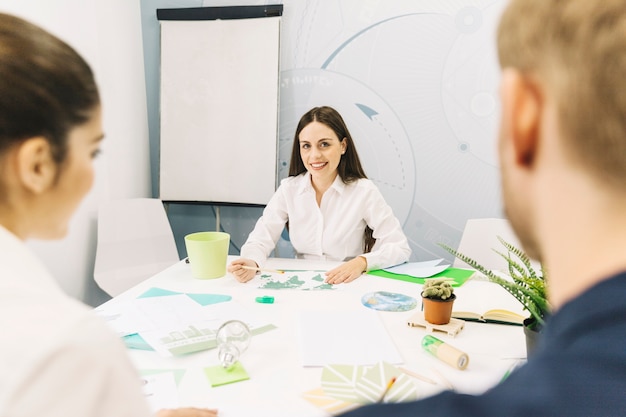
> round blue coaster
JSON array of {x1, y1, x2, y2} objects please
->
[{"x1": 361, "y1": 291, "x2": 418, "y2": 312}]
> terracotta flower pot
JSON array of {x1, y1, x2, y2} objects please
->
[{"x1": 422, "y1": 293, "x2": 456, "y2": 325}]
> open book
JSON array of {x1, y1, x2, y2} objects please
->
[
  {"x1": 450, "y1": 279, "x2": 528, "y2": 326},
  {"x1": 452, "y1": 308, "x2": 525, "y2": 325}
]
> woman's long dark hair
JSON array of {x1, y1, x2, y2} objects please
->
[
  {"x1": 288, "y1": 106, "x2": 367, "y2": 183},
  {"x1": 288, "y1": 106, "x2": 375, "y2": 253}
]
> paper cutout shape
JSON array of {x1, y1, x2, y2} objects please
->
[
  {"x1": 204, "y1": 361, "x2": 250, "y2": 387},
  {"x1": 321, "y1": 364, "x2": 369, "y2": 403},
  {"x1": 138, "y1": 287, "x2": 232, "y2": 306},
  {"x1": 257, "y1": 271, "x2": 336, "y2": 290},
  {"x1": 123, "y1": 333, "x2": 153, "y2": 350},
  {"x1": 138, "y1": 288, "x2": 180, "y2": 298},
  {"x1": 354, "y1": 361, "x2": 416, "y2": 404},
  {"x1": 309, "y1": 361, "x2": 418, "y2": 415},
  {"x1": 186, "y1": 293, "x2": 233, "y2": 306},
  {"x1": 302, "y1": 388, "x2": 359, "y2": 415}
]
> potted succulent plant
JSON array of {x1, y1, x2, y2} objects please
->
[
  {"x1": 421, "y1": 278, "x2": 456, "y2": 325},
  {"x1": 439, "y1": 236, "x2": 550, "y2": 354}
]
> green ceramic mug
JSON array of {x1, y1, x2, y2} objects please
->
[{"x1": 184, "y1": 231, "x2": 230, "y2": 279}]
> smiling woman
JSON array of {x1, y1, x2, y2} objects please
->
[
  {"x1": 0, "y1": 12, "x2": 216, "y2": 417},
  {"x1": 228, "y1": 106, "x2": 411, "y2": 284}
]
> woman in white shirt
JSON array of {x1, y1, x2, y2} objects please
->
[
  {"x1": 0, "y1": 13, "x2": 215, "y2": 417},
  {"x1": 229, "y1": 106, "x2": 411, "y2": 284}
]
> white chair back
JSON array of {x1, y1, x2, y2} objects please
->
[
  {"x1": 454, "y1": 218, "x2": 523, "y2": 271},
  {"x1": 94, "y1": 198, "x2": 179, "y2": 296}
]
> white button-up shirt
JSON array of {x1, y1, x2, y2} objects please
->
[
  {"x1": 241, "y1": 173, "x2": 411, "y2": 270},
  {"x1": 0, "y1": 225, "x2": 151, "y2": 417}
]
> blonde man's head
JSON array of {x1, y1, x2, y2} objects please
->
[{"x1": 497, "y1": 0, "x2": 626, "y2": 188}]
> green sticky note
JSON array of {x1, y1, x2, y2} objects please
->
[{"x1": 204, "y1": 361, "x2": 250, "y2": 387}]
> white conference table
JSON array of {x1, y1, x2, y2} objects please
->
[{"x1": 102, "y1": 256, "x2": 527, "y2": 417}]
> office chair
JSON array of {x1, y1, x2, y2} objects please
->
[
  {"x1": 94, "y1": 198, "x2": 180, "y2": 297},
  {"x1": 454, "y1": 218, "x2": 523, "y2": 271}
]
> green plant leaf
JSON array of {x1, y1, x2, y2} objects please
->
[{"x1": 438, "y1": 239, "x2": 549, "y2": 326}]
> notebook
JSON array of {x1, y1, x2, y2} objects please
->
[{"x1": 449, "y1": 279, "x2": 528, "y2": 326}]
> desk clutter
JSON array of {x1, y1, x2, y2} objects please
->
[
  {"x1": 95, "y1": 287, "x2": 276, "y2": 356},
  {"x1": 94, "y1": 258, "x2": 529, "y2": 415}
]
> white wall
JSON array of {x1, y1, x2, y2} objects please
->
[
  {"x1": 0, "y1": 0, "x2": 151, "y2": 304},
  {"x1": 155, "y1": 0, "x2": 508, "y2": 263},
  {"x1": 0, "y1": 0, "x2": 508, "y2": 303}
]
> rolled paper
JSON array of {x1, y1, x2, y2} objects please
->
[{"x1": 421, "y1": 334, "x2": 469, "y2": 370}]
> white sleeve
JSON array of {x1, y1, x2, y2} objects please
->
[
  {"x1": 360, "y1": 185, "x2": 411, "y2": 271},
  {"x1": 5, "y1": 315, "x2": 152, "y2": 417},
  {"x1": 240, "y1": 184, "x2": 289, "y2": 268}
]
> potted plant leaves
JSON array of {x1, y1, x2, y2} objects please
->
[
  {"x1": 439, "y1": 236, "x2": 550, "y2": 354},
  {"x1": 421, "y1": 278, "x2": 456, "y2": 325}
]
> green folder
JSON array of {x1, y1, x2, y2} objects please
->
[{"x1": 367, "y1": 267, "x2": 475, "y2": 287}]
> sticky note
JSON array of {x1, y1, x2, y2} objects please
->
[{"x1": 204, "y1": 361, "x2": 250, "y2": 387}]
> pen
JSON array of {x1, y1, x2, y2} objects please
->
[
  {"x1": 240, "y1": 265, "x2": 284, "y2": 274},
  {"x1": 377, "y1": 376, "x2": 397, "y2": 403}
]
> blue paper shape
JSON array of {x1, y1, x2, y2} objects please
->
[{"x1": 137, "y1": 287, "x2": 232, "y2": 306}]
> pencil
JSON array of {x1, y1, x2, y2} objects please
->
[
  {"x1": 398, "y1": 367, "x2": 438, "y2": 385},
  {"x1": 377, "y1": 376, "x2": 397, "y2": 403},
  {"x1": 429, "y1": 368, "x2": 455, "y2": 390},
  {"x1": 240, "y1": 265, "x2": 284, "y2": 274}
]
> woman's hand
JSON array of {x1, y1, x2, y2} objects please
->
[
  {"x1": 325, "y1": 256, "x2": 367, "y2": 284},
  {"x1": 156, "y1": 407, "x2": 218, "y2": 417},
  {"x1": 227, "y1": 258, "x2": 258, "y2": 283}
]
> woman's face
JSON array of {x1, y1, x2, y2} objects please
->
[
  {"x1": 298, "y1": 121, "x2": 346, "y2": 186},
  {"x1": 35, "y1": 106, "x2": 104, "y2": 239}
]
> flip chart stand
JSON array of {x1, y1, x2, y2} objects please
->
[{"x1": 157, "y1": 5, "x2": 283, "y2": 206}]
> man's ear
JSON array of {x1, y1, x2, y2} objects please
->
[
  {"x1": 500, "y1": 69, "x2": 542, "y2": 167},
  {"x1": 16, "y1": 137, "x2": 57, "y2": 193}
]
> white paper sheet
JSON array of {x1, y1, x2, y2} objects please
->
[
  {"x1": 141, "y1": 372, "x2": 180, "y2": 411},
  {"x1": 298, "y1": 309, "x2": 403, "y2": 367},
  {"x1": 96, "y1": 294, "x2": 215, "y2": 337},
  {"x1": 97, "y1": 295, "x2": 274, "y2": 356},
  {"x1": 382, "y1": 259, "x2": 450, "y2": 278}
]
